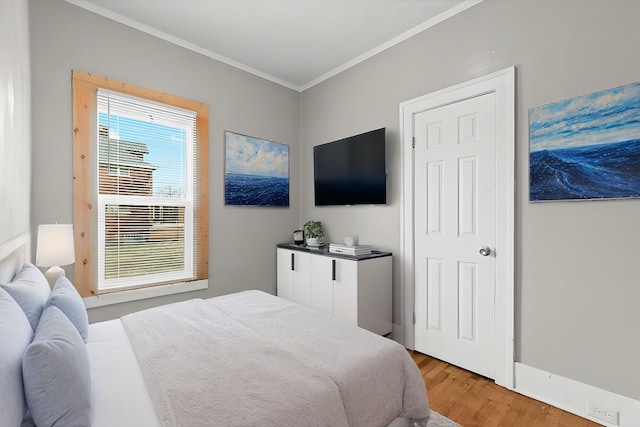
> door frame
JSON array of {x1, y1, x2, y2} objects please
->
[{"x1": 399, "y1": 66, "x2": 515, "y2": 388}]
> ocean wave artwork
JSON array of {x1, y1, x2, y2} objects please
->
[
  {"x1": 225, "y1": 131, "x2": 289, "y2": 206},
  {"x1": 529, "y1": 81, "x2": 640, "y2": 201},
  {"x1": 225, "y1": 173, "x2": 289, "y2": 206}
]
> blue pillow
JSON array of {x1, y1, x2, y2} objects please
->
[
  {"x1": 22, "y1": 306, "x2": 92, "y2": 427},
  {"x1": 45, "y1": 275, "x2": 89, "y2": 342},
  {"x1": 0, "y1": 288, "x2": 34, "y2": 427},
  {"x1": 0, "y1": 263, "x2": 51, "y2": 331}
]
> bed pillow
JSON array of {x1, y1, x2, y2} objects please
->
[
  {"x1": 0, "y1": 288, "x2": 34, "y2": 427},
  {"x1": 45, "y1": 275, "x2": 89, "y2": 342},
  {"x1": 22, "y1": 305, "x2": 92, "y2": 427},
  {"x1": 0, "y1": 263, "x2": 51, "y2": 331}
]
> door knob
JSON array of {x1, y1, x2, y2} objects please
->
[{"x1": 479, "y1": 246, "x2": 492, "y2": 256}]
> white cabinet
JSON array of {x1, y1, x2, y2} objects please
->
[{"x1": 277, "y1": 245, "x2": 392, "y2": 335}]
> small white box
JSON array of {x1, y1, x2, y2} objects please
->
[{"x1": 344, "y1": 235, "x2": 359, "y2": 246}]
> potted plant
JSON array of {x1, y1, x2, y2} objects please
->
[{"x1": 304, "y1": 221, "x2": 324, "y2": 247}]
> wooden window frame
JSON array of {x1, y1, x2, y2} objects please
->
[{"x1": 72, "y1": 70, "x2": 209, "y2": 297}]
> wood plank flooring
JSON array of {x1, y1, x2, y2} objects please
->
[{"x1": 409, "y1": 351, "x2": 602, "y2": 427}]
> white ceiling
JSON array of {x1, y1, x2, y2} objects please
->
[{"x1": 66, "y1": 0, "x2": 482, "y2": 91}]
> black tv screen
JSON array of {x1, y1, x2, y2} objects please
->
[{"x1": 313, "y1": 128, "x2": 387, "y2": 206}]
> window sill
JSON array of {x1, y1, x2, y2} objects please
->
[{"x1": 82, "y1": 279, "x2": 208, "y2": 309}]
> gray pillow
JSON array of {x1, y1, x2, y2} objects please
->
[
  {"x1": 45, "y1": 275, "x2": 89, "y2": 342},
  {"x1": 1, "y1": 263, "x2": 51, "y2": 331},
  {"x1": 22, "y1": 306, "x2": 92, "y2": 427},
  {"x1": 0, "y1": 288, "x2": 34, "y2": 427}
]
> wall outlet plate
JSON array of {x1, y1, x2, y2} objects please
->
[{"x1": 587, "y1": 401, "x2": 619, "y2": 425}]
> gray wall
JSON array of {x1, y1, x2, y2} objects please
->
[
  {"x1": 299, "y1": 0, "x2": 640, "y2": 401},
  {"x1": 29, "y1": 0, "x2": 300, "y2": 321}
]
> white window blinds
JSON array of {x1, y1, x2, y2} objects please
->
[{"x1": 96, "y1": 89, "x2": 197, "y2": 291}]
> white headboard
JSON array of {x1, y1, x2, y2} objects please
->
[{"x1": 0, "y1": 232, "x2": 30, "y2": 283}]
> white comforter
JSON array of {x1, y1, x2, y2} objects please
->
[{"x1": 121, "y1": 290, "x2": 430, "y2": 427}]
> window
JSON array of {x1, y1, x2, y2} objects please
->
[{"x1": 72, "y1": 70, "x2": 209, "y2": 298}]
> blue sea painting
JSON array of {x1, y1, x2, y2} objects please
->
[
  {"x1": 225, "y1": 132, "x2": 289, "y2": 206},
  {"x1": 225, "y1": 173, "x2": 289, "y2": 206},
  {"x1": 529, "y1": 81, "x2": 640, "y2": 201}
]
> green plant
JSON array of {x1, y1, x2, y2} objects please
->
[{"x1": 303, "y1": 221, "x2": 324, "y2": 239}]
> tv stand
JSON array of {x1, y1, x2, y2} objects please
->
[{"x1": 276, "y1": 243, "x2": 392, "y2": 335}]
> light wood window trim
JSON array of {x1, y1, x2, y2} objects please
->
[{"x1": 72, "y1": 70, "x2": 209, "y2": 297}]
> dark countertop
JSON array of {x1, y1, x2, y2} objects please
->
[{"x1": 277, "y1": 243, "x2": 392, "y2": 261}]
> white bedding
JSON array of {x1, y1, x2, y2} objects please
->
[
  {"x1": 85, "y1": 318, "x2": 160, "y2": 427},
  {"x1": 208, "y1": 291, "x2": 431, "y2": 426},
  {"x1": 86, "y1": 291, "x2": 430, "y2": 427}
]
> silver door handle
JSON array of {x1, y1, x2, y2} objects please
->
[{"x1": 479, "y1": 246, "x2": 492, "y2": 256}]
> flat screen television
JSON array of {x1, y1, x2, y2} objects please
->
[{"x1": 313, "y1": 128, "x2": 387, "y2": 206}]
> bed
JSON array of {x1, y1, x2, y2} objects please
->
[{"x1": 0, "y1": 236, "x2": 430, "y2": 427}]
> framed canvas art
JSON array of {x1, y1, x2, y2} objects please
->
[
  {"x1": 529, "y1": 81, "x2": 640, "y2": 201},
  {"x1": 224, "y1": 131, "x2": 289, "y2": 206}
]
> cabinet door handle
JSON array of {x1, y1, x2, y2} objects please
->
[
  {"x1": 291, "y1": 253, "x2": 295, "y2": 271},
  {"x1": 332, "y1": 259, "x2": 336, "y2": 281}
]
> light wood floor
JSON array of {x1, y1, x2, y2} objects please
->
[{"x1": 410, "y1": 351, "x2": 602, "y2": 427}]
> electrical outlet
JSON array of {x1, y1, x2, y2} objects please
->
[{"x1": 587, "y1": 401, "x2": 619, "y2": 425}]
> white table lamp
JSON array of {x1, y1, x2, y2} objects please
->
[{"x1": 36, "y1": 224, "x2": 76, "y2": 287}]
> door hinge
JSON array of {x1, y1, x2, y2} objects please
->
[
  {"x1": 412, "y1": 312, "x2": 416, "y2": 324},
  {"x1": 412, "y1": 136, "x2": 415, "y2": 149}
]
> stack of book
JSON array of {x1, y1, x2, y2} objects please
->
[{"x1": 329, "y1": 243, "x2": 372, "y2": 256}]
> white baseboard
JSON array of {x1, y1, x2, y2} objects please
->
[{"x1": 514, "y1": 362, "x2": 640, "y2": 426}]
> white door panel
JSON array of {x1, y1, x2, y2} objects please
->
[
  {"x1": 309, "y1": 256, "x2": 359, "y2": 326},
  {"x1": 277, "y1": 249, "x2": 311, "y2": 306},
  {"x1": 309, "y1": 256, "x2": 334, "y2": 316},
  {"x1": 414, "y1": 92, "x2": 496, "y2": 379},
  {"x1": 332, "y1": 259, "x2": 358, "y2": 325}
]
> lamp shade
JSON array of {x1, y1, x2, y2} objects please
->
[{"x1": 36, "y1": 224, "x2": 76, "y2": 267}]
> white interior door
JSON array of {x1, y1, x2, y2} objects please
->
[{"x1": 414, "y1": 92, "x2": 497, "y2": 379}]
